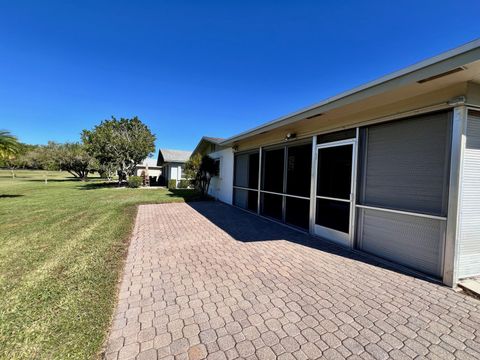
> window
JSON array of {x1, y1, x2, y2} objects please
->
[
  {"x1": 233, "y1": 151, "x2": 259, "y2": 212},
  {"x1": 213, "y1": 159, "x2": 220, "y2": 177},
  {"x1": 359, "y1": 111, "x2": 451, "y2": 215}
]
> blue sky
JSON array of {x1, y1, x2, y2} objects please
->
[{"x1": 1, "y1": 1, "x2": 480, "y2": 152}]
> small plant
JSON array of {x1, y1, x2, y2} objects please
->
[
  {"x1": 177, "y1": 180, "x2": 190, "y2": 189},
  {"x1": 168, "y1": 179, "x2": 177, "y2": 189},
  {"x1": 127, "y1": 176, "x2": 142, "y2": 188}
]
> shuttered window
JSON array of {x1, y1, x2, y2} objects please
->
[
  {"x1": 357, "y1": 111, "x2": 452, "y2": 278},
  {"x1": 359, "y1": 112, "x2": 451, "y2": 216}
]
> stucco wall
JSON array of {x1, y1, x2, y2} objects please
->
[
  {"x1": 207, "y1": 148, "x2": 234, "y2": 204},
  {"x1": 165, "y1": 163, "x2": 186, "y2": 186}
]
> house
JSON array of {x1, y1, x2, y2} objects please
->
[
  {"x1": 192, "y1": 137, "x2": 232, "y2": 203},
  {"x1": 135, "y1": 158, "x2": 162, "y2": 181},
  {"x1": 157, "y1": 148, "x2": 192, "y2": 186},
  {"x1": 192, "y1": 39, "x2": 480, "y2": 287}
]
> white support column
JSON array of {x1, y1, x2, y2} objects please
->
[
  {"x1": 309, "y1": 135, "x2": 317, "y2": 234},
  {"x1": 443, "y1": 106, "x2": 467, "y2": 287},
  {"x1": 349, "y1": 128, "x2": 360, "y2": 249}
]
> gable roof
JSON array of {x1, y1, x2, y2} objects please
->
[
  {"x1": 157, "y1": 149, "x2": 192, "y2": 165},
  {"x1": 202, "y1": 136, "x2": 225, "y2": 143},
  {"x1": 192, "y1": 136, "x2": 226, "y2": 156},
  {"x1": 218, "y1": 38, "x2": 480, "y2": 145},
  {"x1": 137, "y1": 158, "x2": 159, "y2": 167}
]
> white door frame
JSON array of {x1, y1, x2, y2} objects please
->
[{"x1": 312, "y1": 138, "x2": 358, "y2": 247}]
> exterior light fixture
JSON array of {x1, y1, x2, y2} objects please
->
[{"x1": 284, "y1": 132, "x2": 297, "y2": 141}]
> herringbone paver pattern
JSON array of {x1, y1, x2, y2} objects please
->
[{"x1": 104, "y1": 202, "x2": 480, "y2": 360}]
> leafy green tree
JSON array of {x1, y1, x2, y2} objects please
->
[
  {"x1": 13, "y1": 145, "x2": 47, "y2": 169},
  {"x1": 35, "y1": 142, "x2": 62, "y2": 171},
  {"x1": 1, "y1": 140, "x2": 95, "y2": 180},
  {"x1": 184, "y1": 153, "x2": 202, "y2": 184},
  {"x1": 0, "y1": 142, "x2": 39, "y2": 178},
  {"x1": 82, "y1": 116, "x2": 155, "y2": 181},
  {"x1": 56, "y1": 143, "x2": 97, "y2": 180},
  {"x1": 185, "y1": 154, "x2": 216, "y2": 196}
]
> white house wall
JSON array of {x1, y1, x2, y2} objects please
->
[
  {"x1": 136, "y1": 167, "x2": 162, "y2": 178},
  {"x1": 164, "y1": 163, "x2": 186, "y2": 186},
  {"x1": 170, "y1": 166, "x2": 178, "y2": 181},
  {"x1": 208, "y1": 148, "x2": 234, "y2": 204},
  {"x1": 457, "y1": 109, "x2": 480, "y2": 279}
]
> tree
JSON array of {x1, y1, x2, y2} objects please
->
[
  {"x1": 184, "y1": 153, "x2": 202, "y2": 185},
  {"x1": 0, "y1": 142, "x2": 39, "y2": 178},
  {"x1": 56, "y1": 143, "x2": 97, "y2": 180},
  {"x1": 185, "y1": 154, "x2": 216, "y2": 196},
  {"x1": 82, "y1": 116, "x2": 155, "y2": 182},
  {"x1": 0, "y1": 130, "x2": 20, "y2": 160},
  {"x1": 35, "y1": 142, "x2": 62, "y2": 171}
]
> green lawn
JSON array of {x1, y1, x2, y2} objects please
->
[{"x1": 0, "y1": 170, "x2": 200, "y2": 359}]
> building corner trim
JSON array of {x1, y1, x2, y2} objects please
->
[{"x1": 443, "y1": 106, "x2": 467, "y2": 287}]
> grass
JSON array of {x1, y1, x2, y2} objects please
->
[{"x1": 0, "y1": 170, "x2": 201, "y2": 359}]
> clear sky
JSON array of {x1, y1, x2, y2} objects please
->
[{"x1": 1, "y1": 1, "x2": 480, "y2": 152}]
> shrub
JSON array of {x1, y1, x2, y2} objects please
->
[
  {"x1": 127, "y1": 176, "x2": 142, "y2": 188},
  {"x1": 168, "y1": 179, "x2": 176, "y2": 189},
  {"x1": 177, "y1": 180, "x2": 190, "y2": 189}
]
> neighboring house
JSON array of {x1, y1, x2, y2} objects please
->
[
  {"x1": 192, "y1": 137, "x2": 232, "y2": 203},
  {"x1": 157, "y1": 149, "x2": 192, "y2": 186},
  {"x1": 192, "y1": 39, "x2": 480, "y2": 287},
  {"x1": 135, "y1": 158, "x2": 162, "y2": 179}
]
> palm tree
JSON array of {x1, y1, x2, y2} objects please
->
[{"x1": 0, "y1": 130, "x2": 20, "y2": 159}]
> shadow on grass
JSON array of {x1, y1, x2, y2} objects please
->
[
  {"x1": 26, "y1": 178, "x2": 80, "y2": 182},
  {"x1": 0, "y1": 194, "x2": 24, "y2": 198},
  {"x1": 77, "y1": 181, "x2": 120, "y2": 190}
]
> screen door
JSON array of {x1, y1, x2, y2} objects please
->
[{"x1": 314, "y1": 140, "x2": 355, "y2": 246}]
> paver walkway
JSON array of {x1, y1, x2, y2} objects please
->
[{"x1": 104, "y1": 202, "x2": 480, "y2": 360}]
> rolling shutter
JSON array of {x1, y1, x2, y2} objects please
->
[{"x1": 357, "y1": 112, "x2": 451, "y2": 277}]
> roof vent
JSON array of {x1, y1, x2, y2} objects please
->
[
  {"x1": 306, "y1": 113, "x2": 323, "y2": 120},
  {"x1": 417, "y1": 66, "x2": 466, "y2": 84}
]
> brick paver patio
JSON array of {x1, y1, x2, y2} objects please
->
[{"x1": 104, "y1": 202, "x2": 480, "y2": 360}]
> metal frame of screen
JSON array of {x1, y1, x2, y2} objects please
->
[
  {"x1": 259, "y1": 140, "x2": 312, "y2": 229},
  {"x1": 233, "y1": 139, "x2": 312, "y2": 230},
  {"x1": 229, "y1": 105, "x2": 464, "y2": 286},
  {"x1": 312, "y1": 136, "x2": 358, "y2": 247}
]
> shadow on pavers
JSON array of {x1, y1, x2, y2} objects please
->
[{"x1": 186, "y1": 201, "x2": 442, "y2": 286}]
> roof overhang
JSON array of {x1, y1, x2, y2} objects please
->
[
  {"x1": 219, "y1": 39, "x2": 480, "y2": 146},
  {"x1": 192, "y1": 136, "x2": 225, "y2": 156}
]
